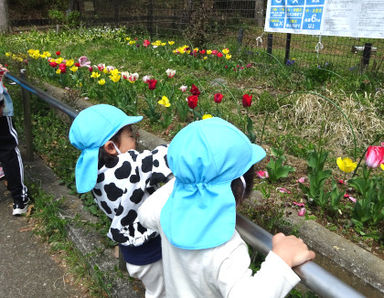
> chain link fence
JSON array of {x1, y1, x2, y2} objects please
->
[{"x1": 8, "y1": 0, "x2": 384, "y2": 73}]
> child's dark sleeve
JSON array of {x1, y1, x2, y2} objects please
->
[{"x1": 133, "y1": 144, "x2": 172, "y2": 188}]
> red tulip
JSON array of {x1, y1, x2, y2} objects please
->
[
  {"x1": 187, "y1": 95, "x2": 199, "y2": 109},
  {"x1": 147, "y1": 78, "x2": 157, "y2": 90},
  {"x1": 200, "y1": 49, "x2": 206, "y2": 55},
  {"x1": 49, "y1": 61, "x2": 58, "y2": 68},
  {"x1": 213, "y1": 93, "x2": 223, "y2": 104},
  {"x1": 217, "y1": 52, "x2": 223, "y2": 58},
  {"x1": 88, "y1": 66, "x2": 93, "y2": 72},
  {"x1": 143, "y1": 39, "x2": 151, "y2": 47},
  {"x1": 365, "y1": 145, "x2": 384, "y2": 168},
  {"x1": 56, "y1": 51, "x2": 61, "y2": 56},
  {"x1": 59, "y1": 63, "x2": 67, "y2": 73},
  {"x1": 190, "y1": 84, "x2": 200, "y2": 96},
  {"x1": 74, "y1": 62, "x2": 80, "y2": 67},
  {"x1": 242, "y1": 94, "x2": 252, "y2": 107}
]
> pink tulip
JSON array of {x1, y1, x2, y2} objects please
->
[
  {"x1": 298, "y1": 207, "x2": 306, "y2": 216},
  {"x1": 348, "y1": 196, "x2": 357, "y2": 203},
  {"x1": 256, "y1": 170, "x2": 268, "y2": 179},
  {"x1": 276, "y1": 187, "x2": 291, "y2": 194},
  {"x1": 78, "y1": 56, "x2": 91, "y2": 67},
  {"x1": 365, "y1": 145, "x2": 384, "y2": 168},
  {"x1": 293, "y1": 201, "x2": 305, "y2": 207},
  {"x1": 296, "y1": 177, "x2": 306, "y2": 184}
]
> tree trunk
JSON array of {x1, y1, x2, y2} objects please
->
[{"x1": 0, "y1": 0, "x2": 9, "y2": 33}]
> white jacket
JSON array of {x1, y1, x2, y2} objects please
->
[{"x1": 139, "y1": 179, "x2": 300, "y2": 298}]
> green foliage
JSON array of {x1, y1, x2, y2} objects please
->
[
  {"x1": 48, "y1": 9, "x2": 81, "y2": 27},
  {"x1": 349, "y1": 166, "x2": 384, "y2": 226},
  {"x1": 299, "y1": 149, "x2": 332, "y2": 208},
  {"x1": 303, "y1": 62, "x2": 335, "y2": 89},
  {"x1": 266, "y1": 148, "x2": 295, "y2": 183}
]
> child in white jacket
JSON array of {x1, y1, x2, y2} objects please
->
[{"x1": 139, "y1": 117, "x2": 315, "y2": 298}]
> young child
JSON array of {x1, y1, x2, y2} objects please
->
[
  {"x1": 0, "y1": 64, "x2": 31, "y2": 215},
  {"x1": 69, "y1": 104, "x2": 172, "y2": 298},
  {"x1": 139, "y1": 117, "x2": 315, "y2": 297}
]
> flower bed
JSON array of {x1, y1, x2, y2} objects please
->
[{"x1": 1, "y1": 27, "x2": 383, "y2": 259}]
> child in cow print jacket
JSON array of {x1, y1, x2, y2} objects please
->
[{"x1": 69, "y1": 104, "x2": 172, "y2": 298}]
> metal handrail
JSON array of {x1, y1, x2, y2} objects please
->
[
  {"x1": 5, "y1": 71, "x2": 78, "y2": 120},
  {"x1": 236, "y1": 214, "x2": 365, "y2": 298},
  {"x1": 6, "y1": 71, "x2": 365, "y2": 298}
]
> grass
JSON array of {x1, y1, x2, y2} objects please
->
[{"x1": 26, "y1": 184, "x2": 111, "y2": 297}]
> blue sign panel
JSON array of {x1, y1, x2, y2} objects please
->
[
  {"x1": 302, "y1": 6, "x2": 323, "y2": 30},
  {"x1": 287, "y1": 0, "x2": 305, "y2": 5},
  {"x1": 271, "y1": 0, "x2": 286, "y2": 5},
  {"x1": 269, "y1": 7, "x2": 285, "y2": 28}
]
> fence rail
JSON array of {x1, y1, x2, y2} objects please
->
[{"x1": 5, "y1": 70, "x2": 365, "y2": 298}]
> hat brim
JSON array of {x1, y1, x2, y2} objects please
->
[{"x1": 251, "y1": 143, "x2": 267, "y2": 166}]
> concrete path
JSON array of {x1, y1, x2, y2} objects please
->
[{"x1": 0, "y1": 182, "x2": 83, "y2": 298}]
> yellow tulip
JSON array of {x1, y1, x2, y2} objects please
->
[
  {"x1": 56, "y1": 69, "x2": 62, "y2": 74},
  {"x1": 109, "y1": 74, "x2": 121, "y2": 83},
  {"x1": 222, "y1": 48, "x2": 230, "y2": 55},
  {"x1": 381, "y1": 164, "x2": 384, "y2": 171},
  {"x1": 203, "y1": 56, "x2": 208, "y2": 60},
  {"x1": 168, "y1": 41, "x2": 175, "y2": 45},
  {"x1": 158, "y1": 96, "x2": 171, "y2": 108},
  {"x1": 225, "y1": 54, "x2": 232, "y2": 60},
  {"x1": 5, "y1": 52, "x2": 11, "y2": 57},
  {"x1": 207, "y1": 50, "x2": 212, "y2": 55},
  {"x1": 202, "y1": 114, "x2": 213, "y2": 120},
  {"x1": 98, "y1": 79, "x2": 106, "y2": 85},
  {"x1": 336, "y1": 157, "x2": 357, "y2": 173},
  {"x1": 70, "y1": 66, "x2": 78, "y2": 72},
  {"x1": 91, "y1": 71, "x2": 100, "y2": 78},
  {"x1": 66, "y1": 59, "x2": 74, "y2": 67}
]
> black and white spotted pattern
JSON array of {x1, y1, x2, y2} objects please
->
[{"x1": 92, "y1": 144, "x2": 171, "y2": 246}]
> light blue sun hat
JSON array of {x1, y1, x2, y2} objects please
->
[
  {"x1": 160, "y1": 117, "x2": 266, "y2": 250},
  {"x1": 69, "y1": 104, "x2": 142, "y2": 193}
]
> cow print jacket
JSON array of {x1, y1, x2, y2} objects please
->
[{"x1": 92, "y1": 144, "x2": 172, "y2": 247}]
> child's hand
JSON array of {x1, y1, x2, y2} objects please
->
[{"x1": 272, "y1": 232, "x2": 315, "y2": 268}]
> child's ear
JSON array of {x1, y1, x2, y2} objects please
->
[{"x1": 104, "y1": 141, "x2": 117, "y2": 155}]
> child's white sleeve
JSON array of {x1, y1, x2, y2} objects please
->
[
  {"x1": 218, "y1": 241, "x2": 300, "y2": 298},
  {"x1": 139, "y1": 178, "x2": 175, "y2": 231}
]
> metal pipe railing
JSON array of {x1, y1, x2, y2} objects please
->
[
  {"x1": 5, "y1": 71, "x2": 78, "y2": 120},
  {"x1": 236, "y1": 214, "x2": 365, "y2": 298},
  {"x1": 5, "y1": 71, "x2": 365, "y2": 297}
]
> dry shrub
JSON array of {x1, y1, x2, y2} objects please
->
[{"x1": 273, "y1": 93, "x2": 384, "y2": 155}]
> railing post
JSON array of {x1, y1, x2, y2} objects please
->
[
  {"x1": 361, "y1": 43, "x2": 372, "y2": 72},
  {"x1": 20, "y1": 69, "x2": 33, "y2": 162},
  {"x1": 284, "y1": 33, "x2": 292, "y2": 65},
  {"x1": 237, "y1": 28, "x2": 244, "y2": 46},
  {"x1": 267, "y1": 33, "x2": 273, "y2": 54}
]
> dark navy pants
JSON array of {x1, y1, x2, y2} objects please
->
[{"x1": 0, "y1": 116, "x2": 28, "y2": 204}]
